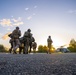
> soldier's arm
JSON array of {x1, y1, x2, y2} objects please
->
[
  {"x1": 36, "y1": 43, "x2": 37, "y2": 47},
  {"x1": 23, "y1": 32, "x2": 26, "y2": 37},
  {"x1": 12, "y1": 30, "x2": 15, "y2": 35},
  {"x1": 19, "y1": 30, "x2": 21, "y2": 36}
]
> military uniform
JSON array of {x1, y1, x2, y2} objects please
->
[
  {"x1": 19, "y1": 37, "x2": 24, "y2": 54},
  {"x1": 23, "y1": 29, "x2": 32, "y2": 54},
  {"x1": 47, "y1": 36, "x2": 53, "y2": 54},
  {"x1": 8, "y1": 33, "x2": 14, "y2": 53},
  {"x1": 32, "y1": 42, "x2": 37, "y2": 53},
  {"x1": 12, "y1": 27, "x2": 21, "y2": 54},
  {"x1": 29, "y1": 36, "x2": 35, "y2": 53}
]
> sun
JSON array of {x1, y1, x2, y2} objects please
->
[
  {"x1": 35, "y1": 35, "x2": 68, "y2": 49},
  {"x1": 52, "y1": 37, "x2": 66, "y2": 48}
]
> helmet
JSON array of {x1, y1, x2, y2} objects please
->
[
  {"x1": 16, "y1": 26, "x2": 19, "y2": 29},
  {"x1": 27, "y1": 29, "x2": 31, "y2": 32},
  {"x1": 49, "y1": 36, "x2": 51, "y2": 38}
]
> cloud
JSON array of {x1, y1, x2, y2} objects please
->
[
  {"x1": 68, "y1": 10, "x2": 76, "y2": 14},
  {"x1": 74, "y1": 10, "x2": 76, "y2": 14},
  {"x1": 68, "y1": 10, "x2": 74, "y2": 13},
  {"x1": 0, "y1": 33, "x2": 2, "y2": 37},
  {"x1": 0, "y1": 19, "x2": 12, "y2": 26},
  {"x1": 0, "y1": 17, "x2": 23, "y2": 27},
  {"x1": 13, "y1": 22, "x2": 23, "y2": 26},
  {"x1": 25, "y1": 8, "x2": 29, "y2": 11},
  {"x1": 0, "y1": 33, "x2": 2, "y2": 35},
  {"x1": 27, "y1": 16, "x2": 32, "y2": 20},
  {"x1": 12, "y1": 18, "x2": 18, "y2": 22},
  {"x1": 11, "y1": 16, "x2": 13, "y2": 17},
  {"x1": 12, "y1": 17, "x2": 22, "y2": 22},
  {"x1": 0, "y1": 33, "x2": 3, "y2": 39},
  {"x1": 27, "y1": 13, "x2": 36, "y2": 20},
  {"x1": 12, "y1": 17, "x2": 23, "y2": 26},
  {"x1": 18, "y1": 17, "x2": 22, "y2": 21},
  {"x1": 7, "y1": 28, "x2": 11, "y2": 31},
  {"x1": 33, "y1": 13, "x2": 36, "y2": 16},
  {"x1": 2, "y1": 32, "x2": 11, "y2": 40},
  {"x1": 34, "y1": 6, "x2": 37, "y2": 8}
]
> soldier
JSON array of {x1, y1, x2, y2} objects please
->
[
  {"x1": 19, "y1": 37, "x2": 24, "y2": 54},
  {"x1": 32, "y1": 41, "x2": 37, "y2": 53},
  {"x1": 8, "y1": 33, "x2": 13, "y2": 53},
  {"x1": 29, "y1": 36, "x2": 35, "y2": 53},
  {"x1": 12, "y1": 26, "x2": 21, "y2": 54},
  {"x1": 23, "y1": 29, "x2": 32, "y2": 54},
  {"x1": 47, "y1": 36, "x2": 53, "y2": 54}
]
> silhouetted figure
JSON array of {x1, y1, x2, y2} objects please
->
[
  {"x1": 19, "y1": 37, "x2": 24, "y2": 54},
  {"x1": 47, "y1": 36, "x2": 53, "y2": 54},
  {"x1": 23, "y1": 29, "x2": 32, "y2": 54},
  {"x1": 29, "y1": 36, "x2": 35, "y2": 53},
  {"x1": 8, "y1": 34, "x2": 13, "y2": 53},
  {"x1": 12, "y1": 27, "x2": 21, "y2": 54},
  {"x1": 32, "y1": 41, "x2": 37, "y2": 53}
]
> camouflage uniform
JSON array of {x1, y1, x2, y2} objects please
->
[
  {"x1": 12, "y1": 27, "x2": 21, "y2": 54},
  {"x1": 8, "y1": 34, "x2": 13, "y2": 53},
  {"x1": 19, "y1": 37, "x2": 24, "y2": 54},
  {"x1": 32, "y1": 42, "x2": 37, "y2": 53},
  {"x1": 23, "y1": 29, "x2": 32, "y2": 54},
  {"x1": 47, "y1": 36, "x2": 53, "y2": 54},
  {"x1": 29, "y1": 36, "x2": 35, "y2": 53}
]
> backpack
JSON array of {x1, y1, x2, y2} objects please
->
[
  {"x1": 24, "y1": 31, "x2": 32, "y2": 38},
  {"x1": 8, "y1": 33, "x2": 13, "y2": 38},
  {"x1": 12, "y1": 30, "x2": 20, "y2": 39},
  {"x1": 31, "y1": 37, "x2": 35, "y2": 42}
]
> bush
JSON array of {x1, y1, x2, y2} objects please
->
[
  {"x1": 38, "y1": 45, "x2": 48, "y2": 53},
  {"x1": 67, "y1": 47, "x2": 76, "y2": 52},
  {"x1": 0, "y1": 44, "x2": 7, "y2": 52}
]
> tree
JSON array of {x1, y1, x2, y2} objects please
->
[
  {"x1": 38, "y1": 45, "x2": 55, "y2": 53},
  {"x1": 67, "y1": 39, "x2": 76, "y2": 52},
  {"x1": 0, "y1": 44, "x2": 7, "y2": 52},
  {"x1": 38, "y1": 45, "x2": 48, "y2": 53}
]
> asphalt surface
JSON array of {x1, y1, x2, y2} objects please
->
[{"x1": 0, "y1": 53, "x2": 76, "y2": 75}]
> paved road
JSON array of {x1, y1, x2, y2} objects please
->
[{"x1": 0, "y1": 53, "x2": 76, "y2": 75}]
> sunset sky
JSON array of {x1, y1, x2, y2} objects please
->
[{"x1": 0, "y1": 0, "x2": 76, "y2": 48}]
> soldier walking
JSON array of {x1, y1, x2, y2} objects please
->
[
  {"x1": 32, "y1": 41, "x2": 37, "y2": 53},
  {"x1": 23, "y1": 29, "x2": 32, "y2": 54},
  {"x1": 12, "y1": 27, "x2": 21, "y2": 54},
  {"x1": 47, "y1": 36, "x2": 53, "y2": 54},
  {"x1": 8, "y1": 34, "x2": 13, "y2": 53}
]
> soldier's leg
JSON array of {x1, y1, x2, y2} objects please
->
[
  {"x1": 23, "y1": 46, "x2": 28, "y2": 54},
  {"x1": 19, "y1": 47, "x2": 21, "y2": 54},
  {"x1": 49, "y1": 45, "x2": 52, "y2": 54},
  {"x1": 23, "y1": 43, "x2": 28, "y2": 54},
  {"x1": 23, "y1": 47, "x2": 25, "y2": 54},
  {"x1": 33, "y1": 48, "x2": 35, "y2": 53},
  {"x1": 12, "y1": 41, "x2": 17, "y2": 54},
  {"x1": 29, "y1": 42, "x2": 32, "y2": 53},
  {"x1": 9, "y1": 48, "x2": 12, "y2": 53},
  {"x1": 19, "y1": 47, "x2": 22, "y2": 54},
  {"x1": 9, "y1": 43, "x2": 12, "y2": 53},
  {"x1": 14, "y1": 39, "x2": 20, "y2": 54},
  {"x1": 48, "y1": 48, "x2": 51, "y2": 54},
  {"x1": 26, "y1": 45, "x2": 29, "y2": 54},
  {"x1": 47, "y1": 47, "x2": 50, "y2": 54}
]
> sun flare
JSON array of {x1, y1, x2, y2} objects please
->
[{"x1": 37, "y1": 37, "x2": 66, "y2": 49}]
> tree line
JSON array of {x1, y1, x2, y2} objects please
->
[
  {"x1": 0, "y1": 44, "x2": 8, "y2": 52},
  {"x1": 0, "y1": 38, "x2": 76, "y2": 52}
]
